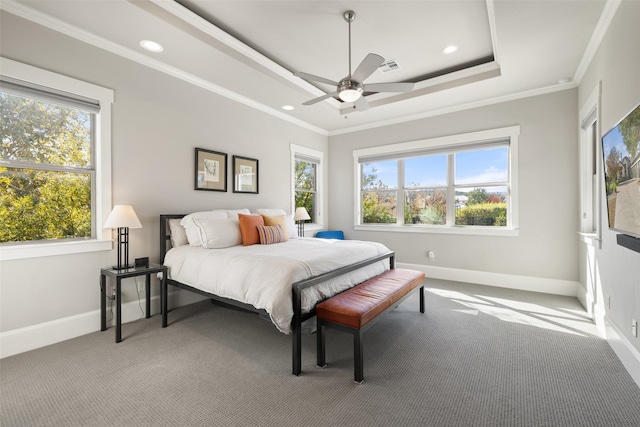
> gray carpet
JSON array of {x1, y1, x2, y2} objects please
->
[{"x1": 2, "y1": 279, "x2": 640, "y2": 426}]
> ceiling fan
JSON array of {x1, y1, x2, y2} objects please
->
[{"x1": 294, "y1": 10, "x2": 414, "y2": 111}]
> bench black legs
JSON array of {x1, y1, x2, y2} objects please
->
[
  {"x1": 317, "y1": 320, "x2": 365, "y2": 382},
  {"x1": 354, "y1": 329, "x2": 364, "y2": 383},
  {"x1": 317, "y1": 322, "x2": 326, "y2": 368},
  {"x1": 317, "y1": 285, "x2": 425, "y2": 383}
]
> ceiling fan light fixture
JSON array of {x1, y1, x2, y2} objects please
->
[
  {"x1": 339, "y1": 88, "x2": 362, "y2": 102},
  {"x1": 338, "y1": 80, "x2": 363, "y2": 102}
]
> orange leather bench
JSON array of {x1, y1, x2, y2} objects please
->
[{"x1": 316, "y1": 268, "x2": 425, "y2": 383}]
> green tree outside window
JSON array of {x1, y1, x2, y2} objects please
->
[{"x1": 1, "y1": 92, "x2": 93, "y2": 243}]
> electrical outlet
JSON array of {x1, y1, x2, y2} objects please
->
[
  {"x1": 633, "y1": 319, "x2": 638, "y2": 338},
  {"x1": 136, "y1": 279, "x2": 145, "y2": 293},
  {"x1": 427, "y1": 250, "x2": 435, "y2": 261}
]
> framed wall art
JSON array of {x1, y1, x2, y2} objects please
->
[
  {"x1": 233, "y1": 155, "x2": 259, "y2": 194},
  {"x1": 195, "y1": 148, "x2": 227, "y2": 192}
]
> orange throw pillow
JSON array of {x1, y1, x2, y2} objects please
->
[{"x1": 238, "y1": 214, "x2": 265, "y2": 246}]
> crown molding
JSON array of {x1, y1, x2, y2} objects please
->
[
  {"x1": 330, "y1": 81, "x2": 577, "y2": 136},
  {"x1": 573, "y1": 0, "x2": 621, "y2": 84}
]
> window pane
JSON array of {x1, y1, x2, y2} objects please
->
[
  {"x1": 455, "y1": 147, "x2": 508, "y2": 185},
  {"x1": 362, "y1": 191, "x2": 397, "y2": 223},
  {"x1": 0, "y1": 168, "x2": 92, "y2": 242},
  {"x1": 455, "y1": 186, "x2": 507, "y2": 226},
  {"x1": 362, "y1": 161, "x2": 397, "y2": 190},
  {"x1": 405, "y1": 154, "x2": 447, "y2": 187},
  {"x1": 405, "y1": 189, "x2": 447, "y2": 225},
  {"x1": 295, "y1": 159, "x2": 316, "y2": 222},
  {"x1": 295, "y1": 190, "x2": 314, "y2": 223},
  {"x1": 295, "y1": 160, "x2": 316, "y2": 191},
  {"x1": 0, "y1": 92, "x2": 92, "y2": 168}
]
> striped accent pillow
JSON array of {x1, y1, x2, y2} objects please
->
[{"x1": 257, "y1": 224, "x2": 288, "y2": 245}]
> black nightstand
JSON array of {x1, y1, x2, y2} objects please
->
[{"x1": 100, "y1": 263, "x2": 167, "y2": 343}]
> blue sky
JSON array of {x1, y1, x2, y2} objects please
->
[
  {"x1": 363, "y1": 147, "x2": 508, "y2": 189},
  {"x1": 602, "y1": 125, "x2": 628, "y2": 158}
]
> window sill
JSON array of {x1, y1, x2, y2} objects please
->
[
  {"x1": 0, "y1": 239, "x2": 112, "y2": 261},
  {"x1": 578, "y1": 232, "x2": 601, "y2": 249},
  {"x1": 354, "y1": 224, "x2": 519, "y2": 237}
]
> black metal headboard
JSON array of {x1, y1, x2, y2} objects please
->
[{"x1": 159, "y1": 214, "x2": 186, "y2": 264}]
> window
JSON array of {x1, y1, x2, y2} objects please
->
[
  {"x1": 0, "y1": 57, "x2": 113, "y2": 260},
  {"x1": 354, "y1": 126, "x2": 519, "y2": 236},
  {"x1": 291, "y1": 144, "x2": 323, "y2": 227},
  {"x1": 579, "y1": 83, "x2": 601, "y2": 246}
]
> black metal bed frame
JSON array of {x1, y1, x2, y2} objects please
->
[{"x1": 159, "y1": 214, "x2": 395, "y2": 376}]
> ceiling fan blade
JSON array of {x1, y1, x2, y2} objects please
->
[
  {"x1": 364, "y1": 82, "x2": 414, "y2": 93},
  {"x1": 351, "y1": 53, "x2": 384, "y2": 82},
  {"x1": 294, "y1": 71, "x2": 339, "y2": 87},
  {"x1": 302, "y1": 92, "x2": 339, "y2": 106},
  {"x1": 353, "y1": 96, "x2": 370, "y2": 111}
]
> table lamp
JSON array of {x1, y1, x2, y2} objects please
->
[
  {"x1": 104, "y1": 205, "x2": 142, "y2": 270},
  {"x1": 294, "y1": 207, "x2": 311, "y2": 237}
]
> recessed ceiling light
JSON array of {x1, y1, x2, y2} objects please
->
[
  {"x1": 140, "y1": 40, "x2": 164, "y2": 53},
  {"x1": 281, "y1": 105, "x2": 295, "y2": 111},
  {"x1": 443, "y1": 45, "x2": 458, "y2": 54}
]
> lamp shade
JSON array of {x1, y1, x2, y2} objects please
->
[
  {"x1": 104, "y1": 205, "x2": 142, "y2": 229},
  {"x1": 294, "y1": 207, "x2": 311, "y2": 221}
]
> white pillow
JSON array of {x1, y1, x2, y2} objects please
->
[
  {"x1": 284, "y1": 214, "x2": 298, "y2": 239},
  {"x1": 254, "y1": 208, "x2": 286, "y2": 216},
  {"x1": 192, "y1": 218, "x2": 242, "y2": 249},
  {"x1": 216, "y1": 208, "x2": 251, "y2": 220},
  {"x1": 168, "y1": 219, "x2": 188, "y2": 247},
  {"x1": 254, "y1": 209, "x2": 297, "y2": 238},
  {"x1": 181, "y1": 211, "x2": 228, "y2": 247}
]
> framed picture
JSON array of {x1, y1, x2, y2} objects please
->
[
  {"x1": 195, "y1": 148, "x2": 227, "y2": 192},
  {"x1": 233, "y1": 155, "x2": 259, "y2": 194}
]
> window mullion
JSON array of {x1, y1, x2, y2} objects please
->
[
  {"x1": 447, "y1": 153, "x2": 455, "y2": 226},
  {"x1": 398, "y1": 159, "x2": 405, "y2": 225},
  {"x1": 0, "y1": 160, "x2": 93, "y2": 174}
]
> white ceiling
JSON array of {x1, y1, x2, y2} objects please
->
[{"x1": 3, "y1": 0, "x2": 611, "y2": 135}]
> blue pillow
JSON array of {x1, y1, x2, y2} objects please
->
[{"x1": 315, "y1": 230, "x2": 344, "y2": 240}]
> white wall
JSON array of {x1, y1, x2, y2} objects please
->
[
  {"x1": 328, "y1": 89, "x2": 580, "y2": 290},
  {"x1": 0, "y1": 13, "x2": 327, "y2": 347},
  {"x1": 577, "y1": 0, "x2": 640, "y2": 378}
]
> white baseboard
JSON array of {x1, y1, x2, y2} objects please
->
[
  {"x1": 397, "y1": 262, "x2": 580, "y2": 297},
  {"x1": 576, "y1": 284, "x2": 588, "y2": 312},
  {"x1": 0, "y1": 290, "x2": 206, "y2": 359},
  {"x1": 603, "y1": 316, "x2": 640, "y2": 388}
]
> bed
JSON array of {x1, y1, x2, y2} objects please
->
[{"x1": 159, "y1": 213, "x2": 395, "y2": 375}]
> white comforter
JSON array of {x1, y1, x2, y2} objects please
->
[{"x1": 164, "y1": 238, "x2": 390, "y2": 333}]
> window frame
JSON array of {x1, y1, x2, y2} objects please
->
[
  {"x1": 0, "y1": 57, "x2": 114, "y2": 261},
  {"x1": 578, "y1": 83, "x2": 602, "y2": 248},
  {"x1": 290, "y1": 143, "x2": 323, "y2": 230},
  {"x1": 353, "y1": 126, "x2": 520, "y2": 236}
]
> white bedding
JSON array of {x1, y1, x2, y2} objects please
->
[{"x1": 164, "y1": 238, "x2": 390, "y2": 334}]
